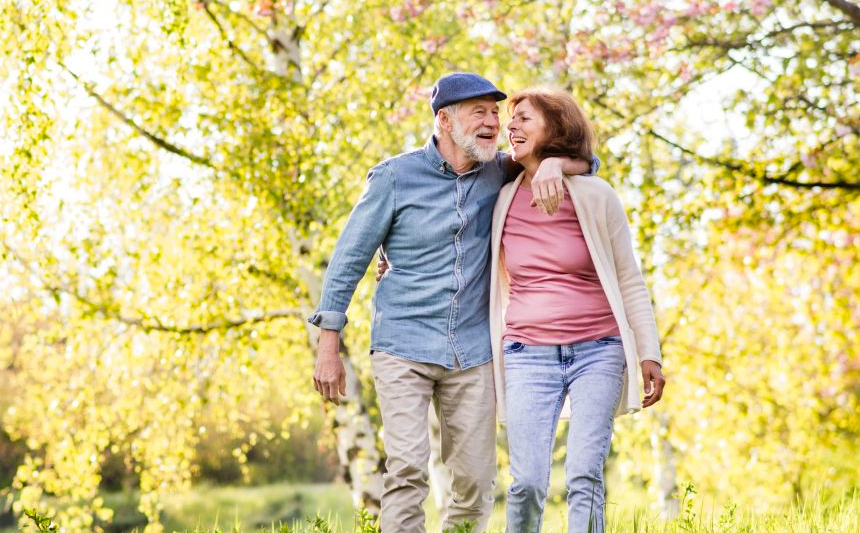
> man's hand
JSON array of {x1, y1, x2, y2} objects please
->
[
  {"x1": 313, "y1": 329, "x2": 346, "y2": 405},
  {"x1": 641, "y1": 360, "x2": 665, "y2": 408},
  {"x1": 375, "y1": 259, "x2": 389, "y2": 281},
  {"x1": 531, "y1": 157, "x2": 590, "y2": 215},
  {"x1": 531, "y1": 157, "x2": 566, "y2": 215}
]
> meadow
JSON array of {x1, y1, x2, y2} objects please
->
[{"x1": 9, "y1": 480, "x2": 860, "y2": 533}]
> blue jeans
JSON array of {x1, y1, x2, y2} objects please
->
[{"x1": 503, "y1": 337, "x2": 626, "y2": 533}]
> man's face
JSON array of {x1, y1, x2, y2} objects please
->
[{"x1": 449, "y1": 97, "x2": 500, "y2": 162}]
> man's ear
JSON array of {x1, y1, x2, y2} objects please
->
[{"x1": 437, "y1": 109, "x2": 453, "y2": 133}]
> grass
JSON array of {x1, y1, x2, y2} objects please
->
[{"x1": 9, "y1": 482, "x2": 860, "y2": 533}]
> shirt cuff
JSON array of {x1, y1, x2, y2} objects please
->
[
  {"x1": 308, "y1": 311, "x2": 349, "y2": 331},
  {"x1": 589, "y1": 154, "x2": 601, "y2": 175}
]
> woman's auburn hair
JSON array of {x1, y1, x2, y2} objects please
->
[{"x1": 507, "y1": 87, "x2": 596, "y2": 162}]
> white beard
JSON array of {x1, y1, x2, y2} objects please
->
[{"x1": 451, "y1": 117, "x2": 498, "y2": 162}]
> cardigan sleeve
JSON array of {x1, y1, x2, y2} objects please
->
[{"x1": 607, "y1": 192, "x2": 662, "y2": 365}]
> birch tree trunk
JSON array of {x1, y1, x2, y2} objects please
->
[
  {"x1": 650, "y1": 412, "x2": 679, "y2": 519},
  {"x1": 332, "y1": 337, "x2": 384, "y2": 513},
  {"x1": 294, "y1": 227, "x2": 385, "y2": 514}
]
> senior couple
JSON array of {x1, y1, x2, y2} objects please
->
[{"x1": 310, "y1": 72, "x2": 665, "y2": 533}]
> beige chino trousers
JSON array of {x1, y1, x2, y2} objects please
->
[{"x1": 371, "y1": 351, "x2": 497, "y2": 533}]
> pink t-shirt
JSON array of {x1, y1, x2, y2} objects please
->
[{"x1": 501, "y1": 186, "x2": 620, "y2": 345}]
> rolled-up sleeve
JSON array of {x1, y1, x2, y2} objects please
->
[
  {"x1": 308, "y1": 163, "x2": 395, "y2": 331},
  {"x1": 588, "y1": 154, "x2": 601, "y2": 175}
]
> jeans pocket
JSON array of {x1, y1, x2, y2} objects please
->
[
  {"x1": 503, "y1": 341, "x2": 525, "y2": 354},
  {"x1": 595, "y1": 335, "x2": 623, "y2": 346}
]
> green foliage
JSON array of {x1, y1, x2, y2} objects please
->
[
  {"x1": 441, "y1": 520, "x2": 476, "y2": 533},
  {"x1": 22, "y1": 508, "x2": 58, "y2": 533}
]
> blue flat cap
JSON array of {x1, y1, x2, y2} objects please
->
[{"x1": 430, "y1": 72, "x2": 507, "y2": 114}]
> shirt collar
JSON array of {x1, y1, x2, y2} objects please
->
[{"x1": 423, "y1": 135, "x2": 485, "y2": 176}]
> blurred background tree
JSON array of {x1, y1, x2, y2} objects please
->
[{"x1": 1, "y1": 0, "x2": 858, "y2": 532}]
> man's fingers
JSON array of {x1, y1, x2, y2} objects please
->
[
  {"x1": 375, "y1": 260, "x2": 387, "y2": 281},
  {"x1": 554, "y1": 180, "x2": 565, "y2": 209},
  {"x1": 530, "y1": 197, "x2": 546, "y2": 214},
  {"x1": 544, "y1": 180, "x2": 557, "y2": 214},
  {"x1": 339, "y1": 374, "x2": 347, "y2": 396},
  {"x1": 547, "y1": 180, "x2": 562, "y2": 215},
  {"x1": 323, "y1": 382, "x2": 336, "y2": 403},
  {"x1": 539, "y1": 180, "x2": 550, "y2": 210}
]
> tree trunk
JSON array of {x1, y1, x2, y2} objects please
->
[
  {"x1": 300, "y1": 315, "x2": 385, "y2": 514},
  {"x1": 332, "y1": 337, "x2": 384, "y2": 513},
  {"x1": 294, "y1": 227, "x2": 385, "y2": 514},
  {"x1": 650, "y1": 412, "x2": 679, "y2": 519}
]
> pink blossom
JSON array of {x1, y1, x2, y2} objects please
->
[
  {"x1": 252, "y1": 0, "x2": 274, "y2": 17},
  {"x1": 800, "y1": 152, "x2": 817, "y2": 168},
  {"x1": 566, "y1": 40, "x2": 584, "y2": 57},
  {"x1": 723, "y1": 1, "x2": 739, "y2": 12},
  {"x1": 389, "y1": 6, "x2": 406, "y2": 22},
  {"x1": 405, "y1": 0, "x2": 429, "y2": 17},
  {"x1": 835, "y1": 124, "x2": 852, "y2": 137},
  {"x1": 633, "y1": 2, "x2": 661, "y2": 26},
  {"x1": 404, "y1": 85, "x2": 432, "y2": 102},
  {"x1": 684, "y1": 1, "x2": 709, "y2": 17},
  {"x1": 456, "y1": 5, "x2": 474, "y2": 19},
  {"x1": 660, "y1": 15, "x2": 678, "y2": 30},
  {"x1": 421, "y1": 36, "x2": 447, "y2": 53},
  {"x1": 651, "y1": 25, "x2": 670, "y2": 43},
  {"x1": 750, "y1": 0, "x2": 772, "y2": 17},
  {"x1": 678, "y1": 62, "x2": 694, "y2": 82}
]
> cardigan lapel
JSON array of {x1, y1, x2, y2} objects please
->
[{"x1": 491, "y1": 171, "x2": 526, "y2": 258}]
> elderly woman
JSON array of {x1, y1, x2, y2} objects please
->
[{"x1": 489, "y1": 88, "x2": 665, "y2": 533}]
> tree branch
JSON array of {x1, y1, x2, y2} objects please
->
[
  {"x1": 678, "y1": 20, "x2": 852, "y2": 60},
  {"x1": 644, "y1": 127, "x2": 860, "y2": 190},
  {"x1": 210, "y1": 0, "x2": 268, "y2": 36},
  {"x1": 115, "y1": 308, "x2": 305, "y2": 334},
  {"x1": 592, "y1": 86, "x2": 860, "y2": 192},
  {"x1": 4, "y1": 242, "x2": 302, "y2": 336},
  {"x1": 61, "y1": 64, "x2": 215, "y2": 168},
  {"x1": 202, "y1": 2, "x2": 266, "y2": 74},
  {"x1": 823, "y1": 0, "x2": 860, "y2": 25}
]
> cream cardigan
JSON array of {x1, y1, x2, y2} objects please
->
[{"x1": 490, "y1": 172, "x2": 662, "y2": 422}]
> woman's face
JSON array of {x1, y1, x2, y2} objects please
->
[{"x1": 507, "y1": 98, "x2": 547, "y2": 164}]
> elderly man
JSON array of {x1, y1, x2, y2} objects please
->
[{"x1": 309, "y1": 72, "x2": 598, "y2": 532}]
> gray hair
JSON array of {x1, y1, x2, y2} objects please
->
[{"x1": 433, "y1": 102, "x2": 461, "y2": 136}]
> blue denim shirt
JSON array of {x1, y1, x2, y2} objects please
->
[{"x1": 309, "y1": 136, "x2": 599, "y2": 369}]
